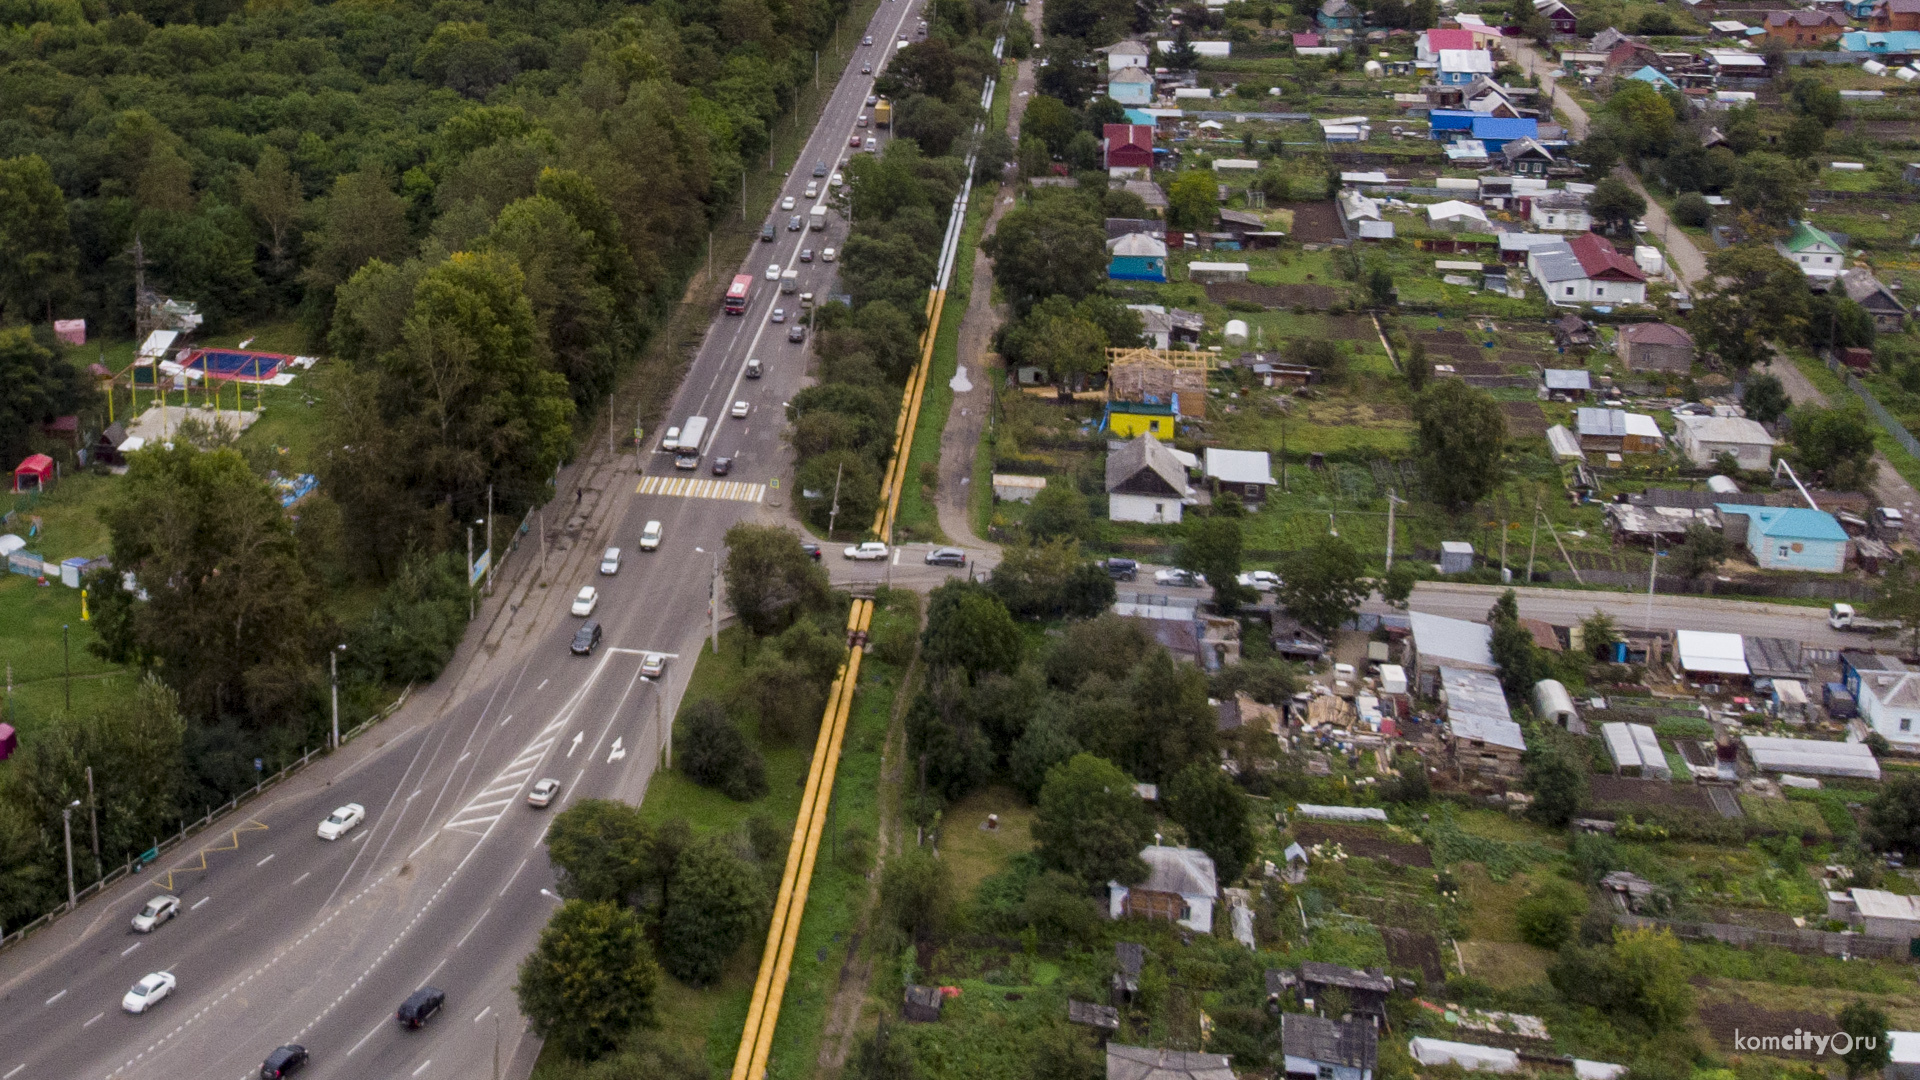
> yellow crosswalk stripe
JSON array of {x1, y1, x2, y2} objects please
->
[{"x1": 635, "y1": 474, "x2": 765, "y2": 503}]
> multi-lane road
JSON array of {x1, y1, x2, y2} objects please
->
[{"x1": 0, "y1": 4, "x2": 967, "y2": 1077}]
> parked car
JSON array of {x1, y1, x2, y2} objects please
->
[
  {"x1": 527, "y1": 778, "x2": 561, "y2": 807},
  {"x1": 1104, "y1": 557, "x2": 1138, "y2": 582},
  {"x1": 397, "y1": 986, "x2": 446, "y2": 1029},
  {"x1": 570, "y1": 586, "x2": 599, "y2": 616},
  {"x1": 858, "y1": 113, "x2": 869, "y2": 127},
  {"x1": 780, "y1": 195, "x2": 796, "y2": 211},
  {"x1": 131, "y1": 894, "x2": 180, "y2": 933},
  {"x1": 600, "y1": 547, "x2": 621, "y2": 575},
  {"x1": 260, "y1": 1045, "x2": 309, "y2": 1078},
  {"x1": 801, "y1": 542, "x2": 822, "y2": 561},
  {"x1": 571, "y1": 620, "x2": 602, "y2": 655},
  {"x1": 1236, "y1": 570, "x2": 1281, "y2": 591},
  {"x1": 641, "y1": 653, "x2": 667, "y2": 679},
  {"x1": 123, "y1": 971, "x2": 176, "y2": 1014},
  {"x1": 830, "y1": 172, "x2": 843, "y2": 188},
  {"x1": 316, "y1": 803, "x2": 365, "y2": 840},
  {"x1": 867, "y1": 94, "x2": 878, "y2": 105},
  {"x1": 1154, "y1": 568, "x2": 1205, "y2": 588},
  {"x1": 711, "y1": 456, "x2": 733, "y2": 476},
  {"x1": 844, "y1": 541, "x2": 889, "y2": 560},
  {"x1": 640, "y1": 520, "x2": 663, "y2": 550},
  {"x1": 925, "y1": 547, "x2": 966, "y2": 567}
]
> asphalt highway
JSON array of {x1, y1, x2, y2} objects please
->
[{"x1": 0, "y1": 4, "x2": 957, "y2": 1077}]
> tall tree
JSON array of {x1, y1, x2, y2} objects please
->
[
  {"x1": 1032, "y1": 754, "x2": 1154, "y2": 888},
  {"x1": 658, "y1": 834, "x2": 766, "y2": 986},
  {"x1": 0, "y1": 154, "x2": 76, "y2": 324},
  {"x1": 1164, "y1": 762, "x2": 1254, "y2": 883},
  {"x1": 516, "y1": 899, "x2": 661, "y2": 1060},
  {"x1": 1166, "y1": 169, "x2": 1219, "y2": 232},
  {"x1": 0, "y1": 328, "x2": 89, "y2": 465},
  {"x1": 922, "y1": 581, "x2": 1023, "y2": 680},
  {"x1": 722, "y1": 523, "x2": 831, "y2": 635},
  {"x1": 1177, "y1": 516, "x2": 1252, "y2": 614},
  {"x1": 1588, "y1": 176, "x2": 1647, "y2": 234},
  {"x1": 237, "y1": 147, "x2": 306, "y2": 278},
  {"x1": 301, "y1": 165, "x2": 411, "y2": 322},
  {"x1": 982, "y1": 193, "x2": 1107, "y2": 315},
  {"x1": 1412, "y1": 380, "x2": 1507, "y2": 513},
  {"x1": 1278, "y1": 534, "x2": 1370, "y2": 635},
  {"x1": 1837, "y1": 1002, "x2": 1891, "y2": 1080}
]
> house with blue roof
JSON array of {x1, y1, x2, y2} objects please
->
[
  {"x1": 1628, "y1": 65, "x2": 1678, "y2": 89},
  {"x1": 1108, "y1": 232, "x2": 1168, "y2": 282},
  {"x1": 1715, "y1": 504, "x2": 1850, "y2": 573},
  {"x1": 1469, "y1": 115, "x2": 1539, "y2": 153},
  {"x1": 1841, "y1": 29, "x2": 1920, "y2": 52},
  {"x1": 1428, "y1": 110, "x2": 1477, "y2": 139}
]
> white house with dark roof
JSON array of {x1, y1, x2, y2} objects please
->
[
  {"x1": 1107, "y1": 434, "x2": 1192, "y2": 523},
  {"x1": 1841, "y1": 267, "x2": 1908, "y2": 332},
  {"x1": 1528, "y1": 233, "x2": 1648, "y2": 306}
]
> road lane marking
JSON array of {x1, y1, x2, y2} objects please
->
[
  {"x1": 84, "y1": 1012, "x2": 103, "y2": 1028},
  {"x1": 191, "y1": 896, "x2": 209, "y2": 910},
  {"x1": 292, "y1": 871, "x2": 310, "y2": 885},
  {"x1": 567, "y1": 732, "x2": 583, "y2": 757},
  {"x1": 45, "y1": 990, "x2": 66, "y2": 1006},
  {"x1": 634, "y1": 475, "x2": 766, "y2": 503},
  {"x1": 608, "y1": 738, "x2": 625, "y2": 763},
  {"x1": 256, "y1": 853, "x2": 275, "y2": 867},
  {"x1": 122, "y1": 942, "x2": 142, "y2": 957},
  {"x1": 5, "y1": 1063, "x2": 23, "y2": 1078},
  {"x1": 500, "y1": 857, "x2": 530, "y2": 896},
  {"x1": 537, "y1": 679, "x2": 548, "y2": 689},
  {"x1": 456, "y1": 906, "x2": 492, "y2": 948},
  {"x1": 473, "y1": 1005, "x2": 491, "y2": 1024},
  {"x1": 420, "y1": 957, "x2": 448, "y2": 986},
  {"x1": 349, "y1": 1016, "x2": 386, "y2": 1056},
  {"x1": 413, "y1": 1061, "x2": 432, "y2": 1077}
]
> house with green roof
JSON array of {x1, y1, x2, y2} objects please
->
[
  {"x1": 1775, "y1": 222, "x2": 1846, "y2": 282},
  {"x1": 1715, "y1": 503, "x2": 1849, "y2": 573}
]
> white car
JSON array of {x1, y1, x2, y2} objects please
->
[
  {"x1": 731, "y1": 400, "x2": 750, "y2": 418},
  {"x1": 781, "y1": 195, "x2": 796, "y2": 211},
  {"x1": 898, "y1": 37, "x2": 908, "y2": 47},
  {"x1": 600, "y1": 547, "x2": 621, "y2": 575},
  {"x1": 830, "y1": 172, "x2": 843, "y2": 188},
  {"x1": 641, "y1": 652, "x2": 667, "y2": 679},
  {"x1": 122, "y1": 972, "x2": 176, "y2": 1014},
  {"x1": 1154, "y1": 568, "x2": 1206, "y2": 588},
  {"x1": 864, "y1": 137, "x2": 877, "y2": 153},
  {"x1": 527, "y1": 778, "x2": 561, "y2": 808},
  {"x1": 640, "y1": 520, "x2": 663, "y2": 551},
  {"x1": 822, "y1": 247, "x2": 836, "y2": 263},
  {"x1": 770, "y1": 307, "x2": 786, "y2": 323},
  {"x1": 765, "y1": 263, "x2": 780, "y2": 280},
  {"x1": 131, "y1": 894, "x2": 179, "y2": 933},
  {"x1": 571, "y1": 586, "x2": 599, "y2": 616},
  {"x1": 661, "y1": 426, "x2": 681, "y2": 451},
  {"x1": 805, "y1": 182, "x2": 819, "y2": 199},
  {"x1": 1236, "y1": 570, "x2": 1281, "y2": 591},
  {"x1": 844, "y1": 541, "x2": 889, "y2": 560},
  {"x1": 317, "y1": 802, "x2": 365, "y2": 840}
]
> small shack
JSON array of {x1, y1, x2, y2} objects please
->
[
  {"x1": 1069, "y1": 999, "x2": 1121, "y2": 1035},
  {"x1": 902, "y1": 984, "x2": 945, "y2": 1022},
  {"x1": 1113, "y1": 942, "x2": 1145, "y2": 1005},
  {"x1": 1298, "y1": 962, "x2": 1395, "y2": 1021},
  {"x1": 1106, "y1": 1044, "x2": 1237, "y2": 1080},
  {"x1": 12, "y1": 453, "x2": 54, "y2": 493},
  {"x1": 1533, "y1": 679, "x2": 1580, "y2": 730}
]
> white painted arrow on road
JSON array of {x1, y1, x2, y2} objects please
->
[
  {"x1": 608, "y1": 738, "x2": 626, "y2": 764},
  {"x1": 567, "y1": 732, "x2": 584, "y2": 758}
]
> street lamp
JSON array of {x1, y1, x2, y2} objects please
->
[
  {"x1": 330, "y1": 643, "x2": 346, "y2": 749},
  {"x1": 62, "y1": 799, "x2": 80, "y2": 911}
]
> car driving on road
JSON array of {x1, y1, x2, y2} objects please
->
[
  {"x1": 396, "y1": 986, "x2": 445, "y2": 1029},
  {"x1": 712, "y1": 456, "x2": 733, "y2": 476},
  {"x1": 260, "y1": 1045, "x2": 309, "y2": 1078},
  {"x1": 527, "y1": 778, "x2": 561, "y2": 807},
  {"x1": 317, "y1": 803, "x2": 365, "y2": 840},
  {"x1": 770, "y1": 307, "x2": 786, "y2": 323},
  {"x1": 1236, "y1": 570, "x2": 1281, "y2": 591},
  {"x1": 131, "y1": 894, "x2": 179, "y2": 933},
  {"x1": 732, "y1": 400, "x2": 750, "y2": 418},
  {"x1": 844, "y1": 541, "x2": 889, "y2": 560},
  {"x1": 641, "y1": 653, "x2": 668, "y2": 679},
  {"x1": 788, "y1": 324, "x2": 806, "y2": 342},
  {"x1": 925, "y1": 547, "x2": 966, "y2": 567},
  {"x1": 640, "y1": 520, "x2": 663, "y2": 550},
  {"x1": 780, "y1": 195, "x2": 796, "y2": 211},
  {"x1": 600, "y1": 547, "x2": 621, "y2": 575},
  {"x1": 571, "y1": 586, "x2": 599, "y2": 616},
  {"x1": 1154, "y1": 568, "x2": 1206, "y2": 588},
  {"x1": 570, "y1": 620, "x2": 602, "y2": 656},
  {"x1": 123, "y1": 971, "x2": 176, "y2": 1014}
]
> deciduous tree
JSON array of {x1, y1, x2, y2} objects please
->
[
  {"x1": 516, "y1": 899, "x2": 661, "y2": 1060},
  {"x1": 923, "y1": 581, "x2": 1023, "y2": 679},
  {"x1": 0, "y1": 154, "x2": 75, "y2": 324},
  {"x1": 1032, "y1": 754, "x2": 1154, "y2": 888},
  {"x1": 679, "y1": 699, "x2": 768, "y2": 801},
  {"x1": 1412, "y1": 380, "x2": 1506, "y2": 513},
  {"x1": 722, "y1": 523, "x2": 830, "y2": 635},
  {"x1": 659, "y1": 833, "x2": 765, "y2": 985},
  {"x1": 1165, "y1": 762, "x2": 1254, "y2": 883},
  {"x1": 983, "y1": 193, "x2": 1107, "y2": 315},
  {"x1": 1278, "y1": 534, "x2": 1370, "y2": 635},
  {"x1": 0, "y1": 328, "x2": 88, "y2": 466}
]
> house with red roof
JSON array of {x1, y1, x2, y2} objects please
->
[
  {"x1": 1527, "y1": 232, "x2": 1648, "y2": 307},
  {"x1": 1104, "y1": 124, "x2": 1155, "y2": 174},
  {"x1": 1417, "y1": 28, "x2": 1476, "y2": 61}
]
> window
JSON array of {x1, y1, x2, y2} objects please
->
[
  {"x1": 1565, "y1": 286, "x2": 1575, "y2": 296},
  {"x1": 1596, "y1": 286, "x2": 1605, "y2": 296},
  {"x1": 1154, "y1": 503, "x2": 1164, "y2": 515},
  {"x1": 1902, "y1": 718, "x2": 1913, "y2": 732},
  {"x1": 1777, "y1": 545, "x2": 1791, "y2": 558}
]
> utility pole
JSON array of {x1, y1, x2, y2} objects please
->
[
  {"x1": 1645, "y1": 548, "x2": 1662, "y2": 631},
  {"x1": 1499, "y1": 495, "x2": 1510, "y2": 582},
  {"x1": 467, "y1": 523, "x2": 475, "y2": 621},
  {"x1": 86, "y1": 766, "x2": 100, "y2": 880},
  {"x1": 1524, "y1": 493, "x2": 1542, "y2": 585},
  {"x1": 827, "y1": 462, "x2": 844, "y2": 539},
  {"x1": 1385, "y1": 489, "x2": 1406, "y2": 569},
  {"x1": 330, "y1": 645, "x2": 343, "y2": 748},
  {"x1": 711, "y1": 548, "x2": 721, "y2": 655},
  {"x1": 486, "y1": 484, "x2": 494, "y2": 596},
  {"x1": 62, "y1": 623, "x2": 70, "y2": 710},
  {"x1": 742, "y1": 168, "x2": 748, "y2": 222},
  {"x1": 62, "y1": 800, "x2": 79, "y2": 911}
]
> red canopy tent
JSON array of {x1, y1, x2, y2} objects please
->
[{"x1": 13, "y1": 453, "x2": 53, "y2": 493}]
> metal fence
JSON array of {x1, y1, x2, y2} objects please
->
[
  {"x1": 1617, "y1": 913, "x2": 1912, "y2": 961},
  {"x1": 1825, "y1": 355, "x2": 1920, "y2": 461},
  {"x1": 0, "y1": 687, "x2": 410, "y2": 954}
]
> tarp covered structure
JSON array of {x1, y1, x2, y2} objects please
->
[{"x1": 13, "y1": 453, "x2": 53, "y2": 493}]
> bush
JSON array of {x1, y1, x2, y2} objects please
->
[
  {"x1": 678, "y1": 699, "x2": 768, "y2": 801},
  {"x1": 350, "y1": 553, "x2": 469, "y2": 683},
  {"x1": 1672, "y1": 193, "x2": 1712, "y2": 228},
  {"x1": 878, "y1": 845, "x2": 954, "y2": 943},
  {"x1": 1515, "y1": 878, "x2": 1588, "y2": 949}
]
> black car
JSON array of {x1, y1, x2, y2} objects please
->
[
  {"x1": 813, "y1": 161, "x2": 828, "y2": 178},
  {"x1": 925, "y1": 546, "x2": 966, "y2": 567},
  {"x1": 746, "y1": 358, "x2": 763, "y2": 378},
  {"x1": 397, "y1": 986, "x2": 445, "y2": 1029},
  {"x1": 788, "y1": 324, "x2": 805, "y2": 343},
  {"x1": 760, "y1": 223, "x2": 775, "y2": 242},
  {"x1": 800, "y1": 542, "x2": 822, "y2": 561},
  {"x1": 712, "y1": 456, "x2": 733, "y2": 476},
  {"x1": 261, "y1": 1045, "x2": 309, "y2": 1078},
  {"x1": 787, "y1": 215, "x2": 803, "y2": 231},
  {"x1": 571, "y1": 620, "x2": 602, "y2": 656},
  {"x1": 1104, "y1": 557, "x2": 1138, "y2": 582}
]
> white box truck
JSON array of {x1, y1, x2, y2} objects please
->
[
  {"x1": 780, "y1": 268, "x2": 798, "y2": 294},
  {"x1": 809, "y1": 204, "x2": 827, "y2": 231},
  {"x1": 673, "y1": 416, "x2": 709, "y2": 469}
]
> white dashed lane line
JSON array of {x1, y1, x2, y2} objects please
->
[
  {"x1": 121, "y1": 942, "x2": 141, "y2": 957},
  {"x1": 190, "y1": 896, "x2": 210, "y2": 910},
  {"x1": 44, "y1": 990, "x2": 66, "y2": 1007}
]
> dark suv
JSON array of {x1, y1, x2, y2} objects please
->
[
  {"x1": 571, "y1": 620, "x2": 602, "y2": 656},
  {"x1": 397, "y1": 986, "x2": 446, "y2": 1029},
  {"x1": 261, "y1": 1045, "x2": 308, "y2": 1078},
  {"x1": 760, "y1": 223, "x2": 776, "y2": 242},
  {"x1": 1104, "y1": 558, "x2": 1138, "y2": 582}
]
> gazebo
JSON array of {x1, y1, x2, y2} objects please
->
[{"x1": 12, "y1": 453, "x2": 54, "y2": 493}]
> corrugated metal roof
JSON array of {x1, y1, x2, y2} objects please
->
[
  {"x1": 1441, "y1": 667, "x2": 1525, "y2": 751},
  {"x1": 1410, "y1": 611, "x2": 1494, "y2": 669}
]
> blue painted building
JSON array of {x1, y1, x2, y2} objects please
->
[
  {"x1": 1841, "y1": 29, "x2": 1920, "y2": 52},
  {"x1": 1627, "y1": 64, "x2": 1678, "y2": 89},
  {"x1": 1715, "y1": 504, "x2": 1850, "y2": 573},
  {"x1": 1845, "y1": 0, "x2": 1876, "y2": 18},
  {"x1": 1437, "y1": 48, "x2": 1494, "y2": 85},
  {"x1": 1431, "y1": 112, "x2": 1539, "y2": 152},
  {"x1": 1108, "y1": 232, "x2": 1168, "y2": 282},
  {"x1": 1107, "y1": 67, "x2": 1154, "y2": 105},
  {"x1": 1428, "y1": 110, "x2": 1477, "y2": 138},
  {"x1": 1317, "y1": 0, "x2": 1361, "y2": 29}
]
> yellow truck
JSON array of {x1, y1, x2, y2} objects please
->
[{"x1": 873, "y1": 97, "x2": 891, "y2": 128}]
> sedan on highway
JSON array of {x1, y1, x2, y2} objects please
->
[
  {"x1": 766, "y1": 263, "x2": 780, "y2": 280},
  {"x1": 571, "y1": 586, "x2": 599, "y2": 616},
  {"x1": 1236, "y1": 570, "x2": 1281, "y2": 591},
  {"x1": 131, "y1": 894, "x2": 179, "y2": 933},
  {"x1": 317, "y1": 803, "x2": 365, "y2": 840},
  {"x1": 527, "y1": 778, "x2": 561, "y2": 807},
  {"x1": 788, "y1": 324, "x2": 806, "y2": 343},
  {"x1": 823, "y1": 247, "x2": 836, "y2": 262},
  {"x1": 788, "y1": 214, "x2": 803, "y2": 231},
  {"x1": 570, "y1": 621, "x2": 602, "y2": 656},
  {"x1": 732, "y1": 400, "x2": 750, "y2": 418},
  {"x1": 781, "y1": 195, "x2": 796, "y2": 211},
  {"x1": 864, "y1": 137, "x2": 877, "y2": 153},
  {"x1": 862, "y1": 63, "x2": 871, "y2": 73},
  {"x1": 122, "y1": 971, "x2": 175, "y2": 1014},
  {"x1": 850, "y1": 133, "x2": 862, "y2": 147},
  {"x1": 845, "y1": 541, "x2": 889, "y2": 560},
  {"x1": 712, "y1": 456, "x2": 733, "y2": 476},
  {"x1": 261, "y1": 1045, "x2": 309, "y2": 1078},
  {"x1": 1154, "y1": 568, "x2": 1206, "y2": 588},
  {"x1": 800, "y1": 248, "x2": 813, "y2": 262},
  {"x1": 640, "y1": 520, "x2": 663, "y2": 551},
  {"x1": 926, "y1": 547, "x2": 966, "y2": 567},
  {"x1": 600, "y1": 547, "x2": 621, "y2": 575},
  {"x1": 862, "y1": 33, "x2": 872, "y2": 43},
  {"x1": 770, "y1": 307, "x2": 786, "y2": 323},
  {"x1": 641, "y1": 652, "x2": 668, "y2": 679},
  {"x1": 814, "y1": 161, "x2": 828, "y2": 177}
]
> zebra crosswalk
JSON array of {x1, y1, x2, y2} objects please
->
[
  {"x1": 635, "y1": 475, "x2": 766, "y2": 503},
  {"x1": 441, "y1": 716, "x2": 567, "y2": 835}
]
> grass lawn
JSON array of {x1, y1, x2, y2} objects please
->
[{"x1": 939, "y1": 785, "x2": 1036, "y2": 900}]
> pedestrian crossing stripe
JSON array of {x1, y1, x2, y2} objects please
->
[{"x1": 635, "y1": 475, "x2": 767, "y2": 502}]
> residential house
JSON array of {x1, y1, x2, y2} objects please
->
[
  {"x1": 1108, "y1": 38, "x2": 1152, "y2": 70},
  {"x1": 1576, "y1": 408, "x2": 1664, "y2": 454},
  {"x1": 1840, "y1": 29, "x2": 1920, "y2": 50},
  {"x1": 1068, "y1": 999, "x2": 1121, "y2": 1035},
  {"x1": 1297, "y1": 962, "x2": 1395, "y2": 1022},
  {"x1": 1502, "y1": 137, "x2": 1556, "y2": 176},
  {"x1": 1533, "y1": 0, "x2": 1578, "y2": 34},
  {"x1": 91, "y1": 422, "x2": 146, "y2": 468},
  {"x1": 1109, "y1": 233, "x2": 1169, "y2": 282},
  {"x1": 1845, "y1": 0, "x2": 1877, "y2": 18},
  {"x1": 1826, "y1": 887, "x2": 1920, "y2": 940},
  {"x1": 1464, "y1": 115, "x2": 1539, "y2": 153},
  {"x1": 1318, "y1": 0, "x2": 1361, "y2": 28},
  {"x1": 1442, "y1": 666, "x2": 1527, "y2": 778},
  {"x1": 1543, "y1": 368, "x2": 1592, "y2": 400},
  {"x1": 1841, "y1": 267, "x2": 1908, "y2": 332},
  {"x1": 1123, "y1": 179, "x2": 1168, "y2": 211},
  {"x1": 1340, "y1": 189, "x2": 1383, "y2": 223},
  {"x1": 1502, "y1": 231, "x2": 1572, "y2": 264},
  {"x1": 1438, "y1": 49, "x2": 1495, "y2": 85},
  {"x1": 1674, "y1": 415, "x2": 1776, "y2": 470},
  {"x1": 1106, "y1": 1045, "x2": 1237, "y2": 1080},
  {"x1": 1107, "y1": 433, "x2": 1191, "y2": 521},
  {"x1": 1616, "y1": 322, "x2": 1695, "y2": 372},
  {"x1": 1404, "y1": 610, "x2": 1495, "y2": 695},
  {"x1": 1204, "y1": 448, "x2": 1276, "y2": 504},
  {"x1": 1109, "y1": 844, "x2": 1219, "y2": 932},
  {"x1": 1529, "y1": 233, "x2": 1649, "y2": 306},
  {"x1": 1871, "y1": 0, "x2": 1920, "y2": 31},
  {"x1": 1589, "y1": 27, "x2": 1632, "y2": 52},
  {"x1": 1108, "y1": 67, "x2": 1155, "y2": 106},
  {"x1": 1777, "y1": 221, "x2": 1847, "y2": 281},
  {"x1": 1282, "y1": 1015, "x2": 1380, "y2": 1080},
  {"x1": 1766, "y1": 9, "x2": 1847, "y2": 44},
  {"x1": 1627, "y1": 65, "x2": 1678, "y2": 90},
  {"x1": 1530, "y1": 190, "x2": 1592, "y2": 231},
  {"x1": 1455, "y1": 77, "x2": 1524, "y2": 117},
  {"x1": 1126, "y1": 304, "x2": 1201, "y2": 349},
  {"x1": 1103, "y1": 397, "x2": 1181, "y2": 441},
  {"x1": 902, "y1": 985, "x2": 945, "y2": 1022},
  {"x1": 1716, "y1": 503, "x2": 1850, "y2": 572},
  {"x1": 1427, "y1": 200, "x2": 1490, "y2": 230},
  {"x1": 1418, "y1": 27, "x2": 1478, "y2": 60},
  {"x1": 1604, "y1": 39, "x2": 1665, "y2": 75},
  {"x1": 1703, "y1": 48, "x2": 1771, "y2": 78},
  {"x1": 1839, "y1": 653, "x2": 1920, "y2": 751},
  {"x1": 1104, "y1": 124, "x2": 1156, "y2": 170}
]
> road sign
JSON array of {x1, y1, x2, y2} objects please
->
[{"x1": 469, "y1": 548, "x2": 491, "y2": 586}]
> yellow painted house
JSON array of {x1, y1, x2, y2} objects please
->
[{"x1": 1103, "y1": 395, "x2": 1180, "y2": 440}]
